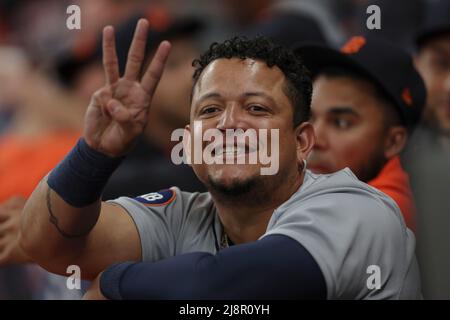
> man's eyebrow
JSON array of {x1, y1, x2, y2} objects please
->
[
  {"x1": 196, "y1": 91, "x2": 276, "y2": 104},
  {"x1": 242, "y1": 92, "x2": 276, "y2": 104},
  {"x1": 327, "y1": 106, "x2": 360, "y2": 117},
  {"x1": 197, "y1": 92, "x2": 222, "y2": 103}
]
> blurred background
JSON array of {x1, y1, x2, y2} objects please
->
[{"x1": 0, "y1": 0, "x2": 449, "y2": 299}]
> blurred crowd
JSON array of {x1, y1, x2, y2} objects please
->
[{"x1": 0, "y1": 0, "x2": 449, "y2": 299}]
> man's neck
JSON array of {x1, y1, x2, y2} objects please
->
[{"x1": 213, "y1": 172, "x2": 304, "y2": 245}]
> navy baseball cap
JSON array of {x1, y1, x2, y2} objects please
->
[
  {"x1": 56, "y1": 10, "x2": 203, "y2": 87},
  {"x1": 295, "y1": 36, "x2": 427, "y2": 131},
  {"x1": 416, "y1": 0, "x2": 450, "y2": 48}
]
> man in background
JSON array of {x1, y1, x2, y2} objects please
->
[
  {"x1": 296, "y1": 36, "x2": 426, "y2": 231},
  {"x1": 405, "y1": 0, "x2": 450, "y2": 299}
]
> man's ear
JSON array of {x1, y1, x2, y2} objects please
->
[
  {"x1": 295, "y1": 122, "x2": 316, "y2": 168},
  {"x1": 183, "y1": 124, "x2": 192, "y2": 166},
  {"x1": 384, "y1": 126, "x2": 408, "y2": 159}
]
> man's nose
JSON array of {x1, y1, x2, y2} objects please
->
[{"x1": 216, "y1": 104, "x2": 247, "y2": 131}]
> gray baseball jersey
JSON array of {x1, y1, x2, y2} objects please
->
[{"x1": 108, "y1": 168, "x2": 421, "y2": 300}]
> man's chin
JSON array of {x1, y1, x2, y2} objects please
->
[{"x1": 206, "y1": 174, "x2": 258, "y2": 197}]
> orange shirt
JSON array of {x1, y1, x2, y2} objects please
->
[
  {"x1": 0, "y1": 131, "x2": 80, "y2": 203},
  {"x1": 368, "y1": 156, "x2": 416, "y2": 232}
]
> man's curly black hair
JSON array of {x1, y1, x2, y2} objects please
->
[{"x1": 192, "y1": 36, "x2": 312, "y2": 126}]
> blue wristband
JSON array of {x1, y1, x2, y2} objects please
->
[{"x1": 47, "y1": 138, "x2": 124, "y2": 207}]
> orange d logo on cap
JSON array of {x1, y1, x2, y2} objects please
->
[
  {"x1": 341, "y1": 36, "x2": 367, "y2": 54},
  {"x1": 402, "y1": 88, "x2": 413, "y2": 106}
]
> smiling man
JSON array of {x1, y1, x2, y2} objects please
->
[
  {"x1": 20, "y1": 20, "x2": 420, "y2": 300},
  {"x1": 296, "y1": 36, "x2": 427, "y2": 231}
]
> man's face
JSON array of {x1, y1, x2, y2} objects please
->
[
  {"x1": 308, "y1": 75, "x2": 388, "y2": 182},
  {"x1": 415, "y1": 34, "x2": 450, "y2": 132},
  {"x1": 188, "y1": 58, "x2": 301, "y2": 195}
]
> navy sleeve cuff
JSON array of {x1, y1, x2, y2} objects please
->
[{"x1": 100, "y1": 261, "x2": 135, "y2": 300}]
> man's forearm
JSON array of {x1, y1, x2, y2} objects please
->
[
  {"x1": 20, "y1": 178, "x2": 102, "y2": 271},
  {"x1": 20, "y1": 138, "x2": 124, "y2": 272},
  {"x1": 99, "y1": 235, "x2": 327, "y2": 300},
  {"x1": 45, "y1": 182, "x2": 101, "y2": 238}
]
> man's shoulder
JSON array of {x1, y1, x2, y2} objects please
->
[
  {"x1": 267, "y1": 169, "x2": 418, "y2": 299},
  {"x1": 300, "y1": 168, "x2": 394, "y2": 202},
  {"x1": 280, "y1": 168, "x2": 405, "y2": 229}
]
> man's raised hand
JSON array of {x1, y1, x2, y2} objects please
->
[{"x1": 83, "y1": 19, "x2": 171, "y2": 157}]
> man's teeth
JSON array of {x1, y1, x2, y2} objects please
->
[{"x1": 216, "y1": 146, "x2": 246, "y2": 156}]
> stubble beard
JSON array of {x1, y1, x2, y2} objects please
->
[{"x1": 205, "y1": 164, "x2": 295, "y2": 207}]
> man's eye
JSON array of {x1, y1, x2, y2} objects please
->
[
  {"x1": 248, "y1": 105, "x2": 267, "y2": 113},
  {"x1": 334, "y1": 118, "x2": 351, "y2": 129},
  {"x1": 201, "y1": 106, "x2": 220, "y2": 115}
]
